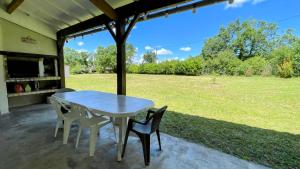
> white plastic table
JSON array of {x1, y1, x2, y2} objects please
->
[{"x1": 52, "y1": 90, "x2": 154, "y2": 161}]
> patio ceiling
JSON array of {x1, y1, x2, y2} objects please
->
[
  {"x1": 1, "y1": 0, "x2": 233, "y2": 40},
  {"x1": 1, "y1": 0, "x2": 134, "y2": 31}
]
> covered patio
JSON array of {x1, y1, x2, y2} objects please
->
[
  {"x1": 0, "y1": 0, "x2": 271, "y2": 168},
  {"x1": 0, "y1": 104, "x2": 268, "y2": 169}
]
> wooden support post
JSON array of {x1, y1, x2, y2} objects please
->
[
  {"x1": 116, "y1": 17, "x2": 126, "y2": 95},
  {"x1": 57, "y1": 36, "x2": 66, "y2": 88},
  {"x1": 104, "y1": 14, "x2": 140, "y2": 95}
]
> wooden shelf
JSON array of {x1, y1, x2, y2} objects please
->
[
  {"x1": 7, "y1": 89, "x2": 58, "y2": 97},
  {"x1": 6, "y1": 76, "x2": 61, "y2": 83},
  {"x1": 0, "y1": 51, "x2": 57, "y2": 58}
]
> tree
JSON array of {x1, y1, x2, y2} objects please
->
[
  {"x1": 143, "y1": 51, "x2": 157, "y2": 63},
  {"x1": 202, "y1": 19, "x2": 279, "y2": 60},
  {"x1": 64, "y1": 47, "x2": 81, "y2": 66},
  {"x1": 94, "y1": 43, "x2": 136, "y2": 73},
  {"x1": 64, "y1": 47, "x2": 91, "y2": 67}
]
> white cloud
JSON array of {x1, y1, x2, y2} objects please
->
[
  {"x1": 156, "y1": 48, "x2": 172, "y2": 55},
  {"x1": 225, "y1": 0, "x2": 249, "y2": 9},
  {"x1": 135, "y1": 47, "x2": 139, "y2": 52},
  {"x1": 133, "y1": 26, "x2": 137, "y2": 29},
  {"x1": 77, "y1": 41, "x2": 84, "y2": 46},
  {"x1": 144, "y1": 46, "x2": 172, "y2": 55},
  {"x1": 180, "y1": 47, "x2": 192, "y2": 52},
  {"x1": 225, "y1": 0, "x2": 266, "y2": 9},
  {"x1": 145, "y1": 46, "x2": 154, "y2": 50}
]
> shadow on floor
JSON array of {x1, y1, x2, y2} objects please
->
[
  {"x1": 0, "y1": 104, "x2": 298, "y2": 169},
  {"x1": 136, "y1": 110, "x2": 300, "y2": 169}
]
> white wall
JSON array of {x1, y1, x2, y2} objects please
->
[
  {"x1": 0, "y1": 56, "x2": 8, "y2": 114},
  {"x1": 0, "y1": 18, "x2": 57, "y2": 55},
  {"x1": 0, "y1": 20, "x2": 8, "y2": 114},
  {"x1": 0, "y1": 17, "x2": 58, "y2": 114}
]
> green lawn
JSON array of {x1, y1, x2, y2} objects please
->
[{"x1": 66, "y1": 74, "x2": 300, "y2": 169}]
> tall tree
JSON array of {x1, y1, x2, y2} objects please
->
[
  {"x1": 94, "y1": 43, "x2": 136, "y2": 72},
  {"x1": 202, "y1": 19, "x2": 279, "y2": 60},
  {"x1": 143, "y1": 51, "x2": 157, "y2": 63},
  {"x1": 64, "y1": 47, "x2": 81, "y2": 66}
]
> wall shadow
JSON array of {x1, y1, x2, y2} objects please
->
[{"x1": 137, "y1": 110, "x2": 300, "y2": 169}]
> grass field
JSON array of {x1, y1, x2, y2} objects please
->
[{"x1": 66, "y1": 74, "x2": 300, "y2": 169}]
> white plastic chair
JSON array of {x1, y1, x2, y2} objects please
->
[
  {"x1": 49, "y1": 97, "x2": 80, "y2": 144},
  {"x1": 71, "y1": 103, "x2": 111, "y2": 156}
]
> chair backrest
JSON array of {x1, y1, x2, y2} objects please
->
[
  {"x1": 150, "y1": 106, "x2": 168, "y2": 133},
  {"x1": 49, "y1": 97, "x2": 68, "y2": 119},
  {"x1": 70, "y1": 103, "x2": 92, "y2": 118},
  {"x1": 55, "y1": 88, "x2": 76, "y2": 93},
  {"x1": 70, "y1": 103, "x2": 93, "y2": 125}
]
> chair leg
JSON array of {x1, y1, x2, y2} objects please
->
[
  {"x1": 145, "y1": 134, "x2": 151, "y2": 165},
  {"x1": 121, "y1": 128, "x2": 130, "y2": 158},
  {"x1": 138, "y1": 134, "x2": 148, "y2": 166},
  {"x1": 89, "y1": 127, "x2": 98, "y2": 157},
  {"x1": 63, "y1": 120, "x2": 72, "y2": 144},
  {"x1": 54, "y1": 120, "x2": 60, "y2": 138},
  {"x1": 75, "y1": 126, "x2": 82, "y2": 148},
  {"x1": 156, "y1": 129, "x2": 162, "y2": 151}
]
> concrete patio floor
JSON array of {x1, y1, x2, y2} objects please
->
[{"x1": 0, "y1": 104, "x2": 269, "y2": 169}]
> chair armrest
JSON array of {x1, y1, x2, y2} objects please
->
[
  {"x1": 146, "y1": 108, "x2": 156, "y2": 120},
  {"x1": 129, "y1": 118, "x2": 147, "y2": 125}
]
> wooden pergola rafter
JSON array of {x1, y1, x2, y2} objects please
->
[{"x1": 6, "y1": 0, "x2": 24, "y2": 14}]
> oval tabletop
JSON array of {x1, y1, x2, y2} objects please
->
[{"x1": 52, "y1": 90, "x2": 155, "y2": 117}]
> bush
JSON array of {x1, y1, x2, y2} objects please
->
[
  {"x1": 291, "y1": 53, "x2": 300, "y2": 76},
  {"x1": 270, "y1": 45, "x2": 300, "y2": 77},
  {"x1": 261, "y1": 64, "x2": 273, "y2": 77},
  {"x1": 270, "y1": 46, "x2": 293, "y2": 76},
  {"x1": 277, "y1": 59, "x2": 294, "y2": 78},
  {"x1": 291, "y1": 40, "x2": 300, "y2": 76},
  {"x1": 139, "y1": 63, "x2": 159, "y2": 74},
  {"x1": 205, "y1": 50, "x2": 241, "y2": 75},
  {"x1": 174, "y1": 57, "x2": 204, "y2": 75},
  {"x1": 127, "y1": 65, "x2": 139, "y2": 73},
  {"x1": 243, "y1": 56, "x2": 267, "y2": 75},
  {"x1": 162, "y1": 61, "x2": 178, "y2": 74},
  {"x1": 70, "y1": 64, "x2": 84, "y2": 74},
  {"x1": 236, "y1": 63, "x2": 248, "y2": 76},
  {"x1": 123, "y1": 45, "x2": 299, "y2": 78},
  {"x1": 245, "y1": 68, "x2": 254, "y2": 77}
]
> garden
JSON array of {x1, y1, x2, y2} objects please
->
[
  {"x1": 66, "y1": 74, "x2": 300, "y2": 169},
  {"x1": 64, "y1": 19, "x2": 300, "y2": 169}
]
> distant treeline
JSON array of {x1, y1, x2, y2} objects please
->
[{"x1": 65, "y1": 19, "x2": 300, "y2": 78}]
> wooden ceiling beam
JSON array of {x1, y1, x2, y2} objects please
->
[
  {"x1": 6, "y1": 0, "x2": 24, "y2": 14},
  {"x1": 90, "y1": 0, "x2": 118, "y2": 20},
  {"x1": 58, "y1": 0, "x2": 187, "y2": 37}
]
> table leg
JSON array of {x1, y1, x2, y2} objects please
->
[{"x1": 115, "y1": 117, "x2": 128, "y2": 161}]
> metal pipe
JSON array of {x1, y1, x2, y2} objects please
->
[{"x1": 67, "y1": 0, "x2": 229, "y2": 39}]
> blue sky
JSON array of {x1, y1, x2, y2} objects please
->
[{"x1": 65, "y1": 0, "x2": 300, "y2": 63}]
